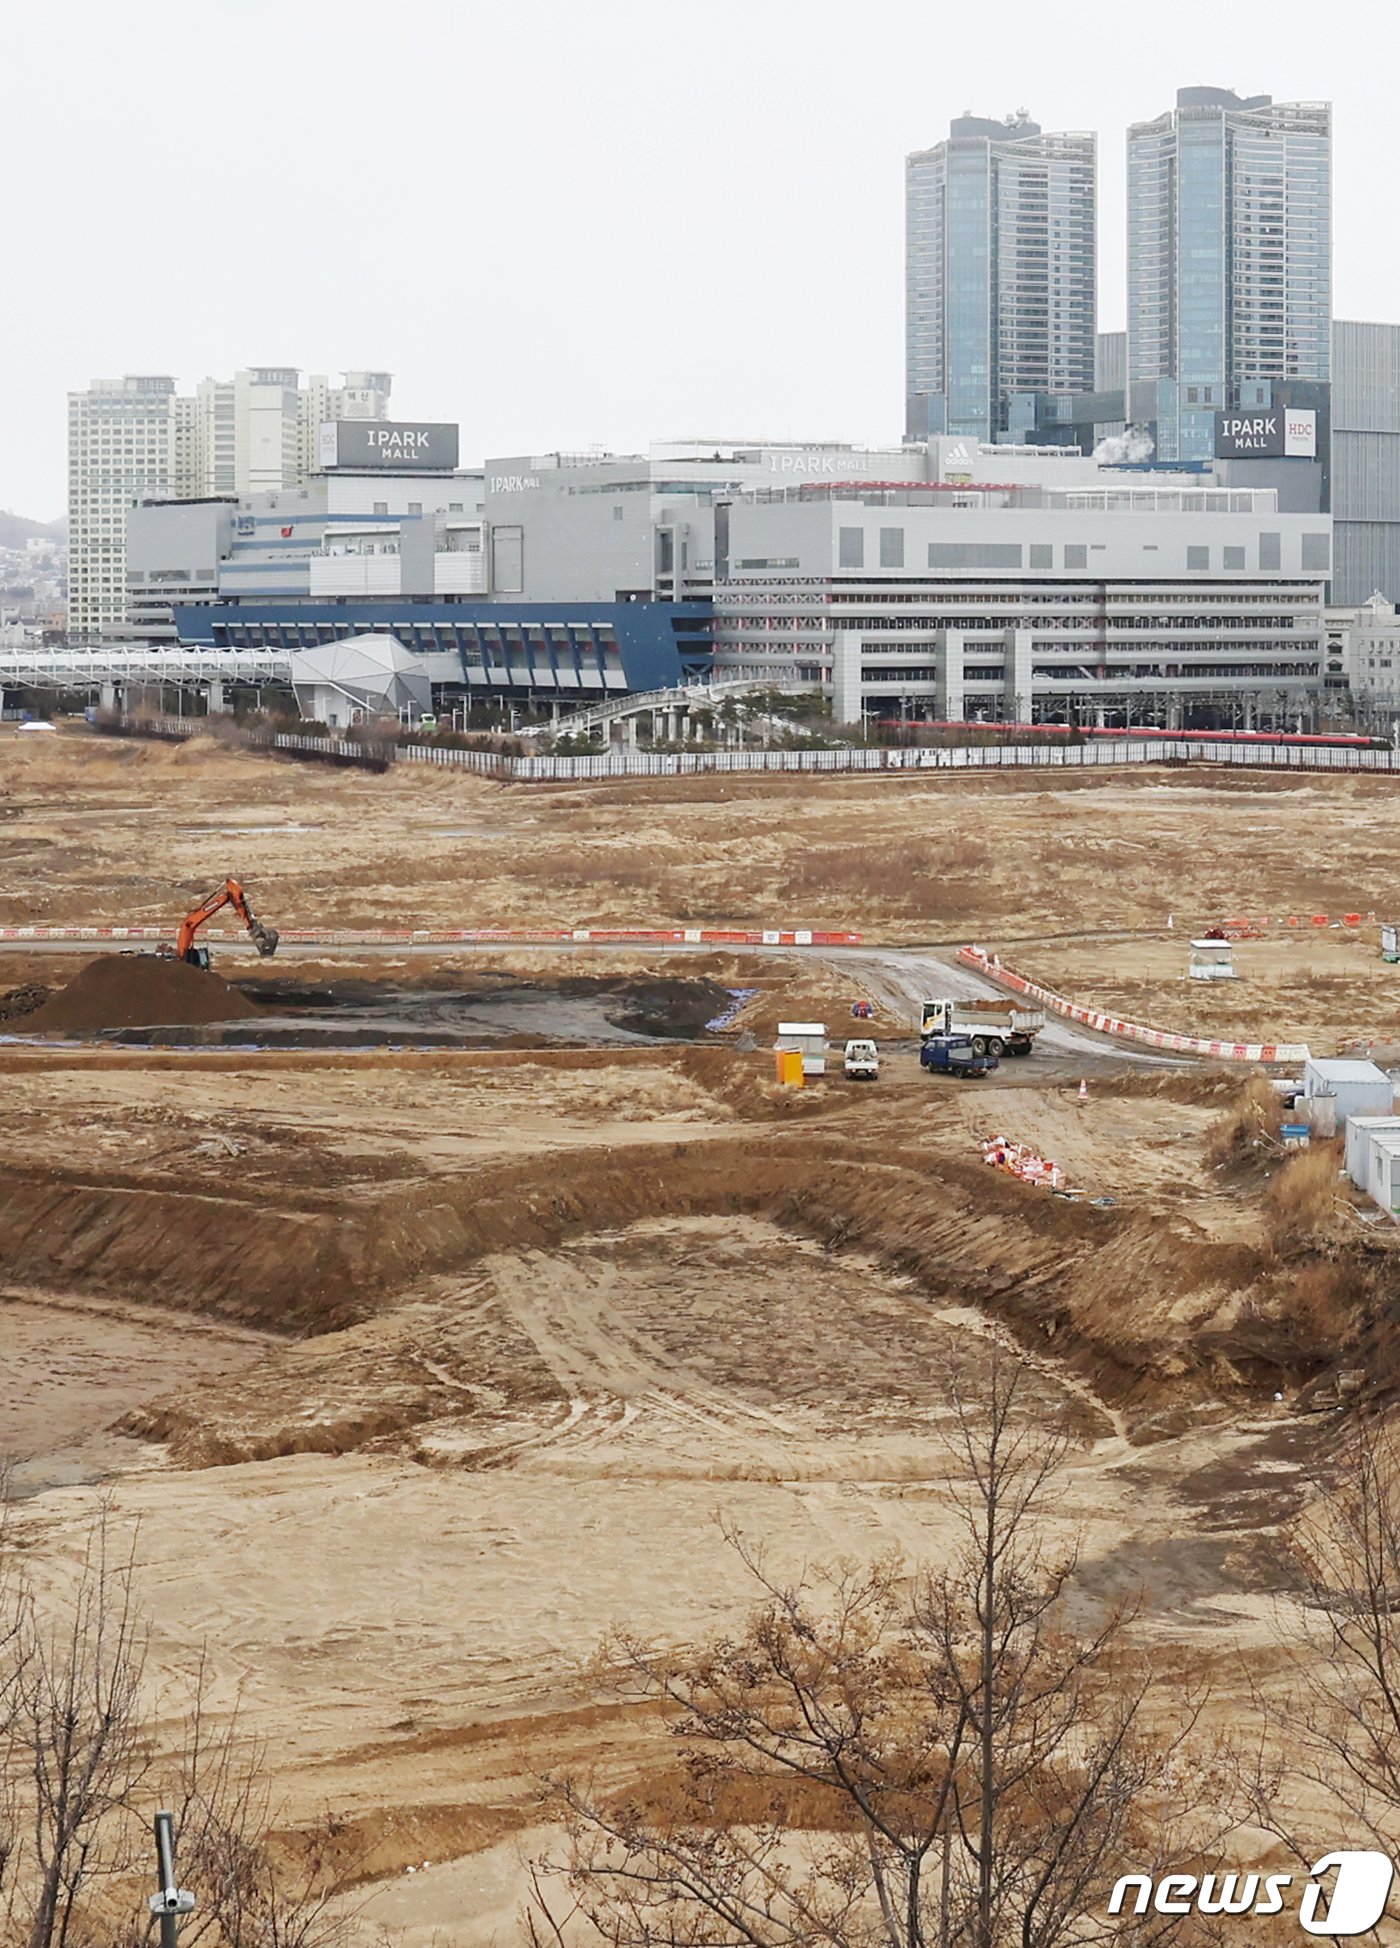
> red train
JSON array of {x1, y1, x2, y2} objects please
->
[{"x1": 875, "y1": 720, "x2": 1387, "y2": 751}]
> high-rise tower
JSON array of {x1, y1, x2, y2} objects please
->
[
  {"x1": 905, "y1": 112, "x2": 1097, "y2": 443},
  {"x1": 1127, "y1": 87, "x2": 1331, "y2": 461}
]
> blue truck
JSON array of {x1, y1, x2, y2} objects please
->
[{"x1": 919, "y1": 1033, "x2": 999, "y2": 1080}]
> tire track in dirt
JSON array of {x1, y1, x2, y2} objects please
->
[{"x1": 476, "y1": 1243, "x2": 802, "y2": 1476}]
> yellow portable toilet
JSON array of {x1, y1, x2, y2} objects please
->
[
  {"x1": 775, "y1": 1021, "x2": 828, "y2": 1077},
  {"x1": 775, "y1": 1047, "x2": 806, "y2": 1088}
]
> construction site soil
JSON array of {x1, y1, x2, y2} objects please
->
[
  {"x1": 22, "y1": 952, "x2": 259, "y2": 1034},
  {"x1": 5, "y1": 727, "x2": 1400, "y2": 1943},
  {"x1": 9, "y1": 961, "x2": 737, "y2": 1049}
]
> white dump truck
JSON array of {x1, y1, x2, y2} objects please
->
[
  {"x1": 843, "y1": 1038, "x2": 880, "y2": 1081},
  {"x1": 919, "y1": 997, "x2": 1045, "y2": 1059}
]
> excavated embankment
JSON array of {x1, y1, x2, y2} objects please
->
[{"x1": 0, "y1": 1123, "x2": 1376, "y2": 1424}]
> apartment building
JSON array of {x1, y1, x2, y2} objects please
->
[
  {"x1": 1127, "y1": 88, "x2": 1331, "y2": 463},
  {"x1": 68, "y1": 368, "x2": 392, "y2": 641},
  {"x1": 906, "y1": 113, "x2": 1097, "y2": 443}
]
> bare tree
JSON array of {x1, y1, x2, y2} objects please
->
[
  {"x1": 9, "y1": 1505, "x2": 152, "y2": 1948},
  {"x1": 1, "y1": 1462, "x2": 30, "y2": 1935},
  {"x1": 533, "y1": 1356, "x2": 1226, "y2": 1948},
  {"x1": 1248, "y1": 1411, "x2": 1400, "y2": 1859},
  {"x1": 0, "y1": 1493, "x2": 358, "y2": 1948}
]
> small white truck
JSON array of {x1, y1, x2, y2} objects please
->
[
  {"x1": 843, "y1": 1038, "x2": 880, "y2": 1081},
  {"x1": 919, "y1": 997, "x2": 1045, "y2": 1059}
]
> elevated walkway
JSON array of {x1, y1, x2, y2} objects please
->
[{"x1": 529, "y1": 676, "x2": 817, "y2": 742}]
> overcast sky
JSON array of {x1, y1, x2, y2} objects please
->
[{"x1": 3, "y1": 0, "x2": 1391, "y2": 518}]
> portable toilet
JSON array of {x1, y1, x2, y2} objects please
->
[
  {"x1": 775, "y1": 1022, "x2": 827, "y2": 1078},
  {"x1": 773, "y1": 1047, "x2": 806, "y2": 1088},
  {"x1": 1303, "y1": 1058, "x2": 1395, "y2": 1130},
  {"x1": 1188, "y1": 938, "x2": 1237, "y2": 981}
]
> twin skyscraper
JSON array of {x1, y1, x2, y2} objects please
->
[{"x1": 905, "y1": 87, "x2": 1332, "y2": 465}]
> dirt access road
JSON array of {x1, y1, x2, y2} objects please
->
[{"x1": 0, "y1": 934, "x2": 1164, "y2": 1065}]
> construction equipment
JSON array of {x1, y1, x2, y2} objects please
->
[
  {"x1": 171, "y1": 879, "x2": 279, "y2": 970},
  {"x1": 920, "y1": 996, "x2": 1044, "y2": 1059}
]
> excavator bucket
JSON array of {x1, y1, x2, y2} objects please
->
[{"x1": 249, "y1": 922, "x2": 279, "y2": 958}]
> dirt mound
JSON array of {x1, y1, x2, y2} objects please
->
[
  {"x1": 23, "y1": 955, "x2": 259, "y2": 1035},
  {"x1": 603, "y1": 975, "x2": 732, "y2": 1038},
  {"x1": 0, "y1": 982, "x2": 52, "y2": 1022}
]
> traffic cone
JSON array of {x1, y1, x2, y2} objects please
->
[{"x1": 1078, "y1": 1078, "x2": 1088, "y2": 1104}]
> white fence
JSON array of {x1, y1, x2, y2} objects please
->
[
  {"x1": 111, "y1": 720, "x2": 1400, "y2": 783},
  {"x1": 400, "y1": 738, "x2": 1400, "y2": 782}
]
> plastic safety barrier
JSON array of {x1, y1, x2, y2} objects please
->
[
  {"x1": 0, "y1": 924, "x2": 861, "y2": 948},
  {"x1": 958, "y1": 946, "x2": 1309, "y2": 1064}
]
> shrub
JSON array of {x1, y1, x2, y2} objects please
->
[
  {"x1": 1265, "y1": 1139, "x2": 1345, "y2": 1249},
  {"x1": 1205, "y1": 1072, "x2": 1281, "y2": 1166}
]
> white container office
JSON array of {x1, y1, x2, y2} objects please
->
[
  {"x1": 1302, "y1": 1058, "x2": 1394, "y2": 1130},
  {"x1": 1188, "y1": 939, "x2": 1237, "y2": 981},
  {"x1": 1345, "y1": 1115, "x2": 1400, "y2": 1188},
  {"x1": 775, "y1": 1021, "x2": 828, "y2": 1078},
  {"x1": 1369, "y1": 1131, "x2": 1400, "y2": 1221}
]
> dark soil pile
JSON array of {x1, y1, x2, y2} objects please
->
[
  {"x1": 0, "y1": 983, "x2": 53, "y2": 1023},
  {"x1": 550, "y1": 972, "x2": 732, "y2": 1038},
  {"x1": 603, "y1": 977, "x2": 732, "y2": 1039},
  {"x1": 23, "y1": 955, "x2": 259, "y2": 1035}
]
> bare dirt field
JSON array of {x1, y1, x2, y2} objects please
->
[
  {"x1": 0, "y1": 726, "x2": 1395, "y2": 947},
  {"x1": 1016, "y1": 927, "x2": 1400, "y2": 1058},
  {"x1": 5, "y1": 725, "x2": 1400, "y2": 1942}
]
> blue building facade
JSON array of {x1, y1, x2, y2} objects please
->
[{"x1": 171, "y1": 599, "x2": 714, "y2": 701}]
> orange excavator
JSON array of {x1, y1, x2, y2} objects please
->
[{"x1": 170, "y1": 879, "x2": 279, "y2": 970}]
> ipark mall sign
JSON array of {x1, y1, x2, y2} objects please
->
[
  {"x1": 318, "y1": 421, "x2": 459, "y2": 471},
  {"x1": 1214, "y1": 407, "x2": 1317, "y2": 459}
]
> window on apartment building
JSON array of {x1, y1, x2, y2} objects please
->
[
  {"x1": 1187, "y1": 546, "x2": 1210, "y2": 571},
  {"x1": 1029, "y1": 544, "x2": 1052, "y2": 569},
  {"x1": 1302, "y1": 533, "x2": 1330, "y2": 572},
  {"x1": 408, "y1": 502, "x2": 422, "y2": 515},
  {"x1": 374, "y1": 501, "x2": 388, "y2": 516},
  {"x1": 1224, "y1": 546, "x2": 1246, "y2": 570},
  {"x1": 839, "y1": 527, "x2": 865, "y2": 569},
  {"x1": 1063, "y1": 545, "x2": 1087, "y2": 569},
  {"x1": 1259, "y1": 532, "x2": 1282, "y2": 570},
  {"x1": 879, "y1": 527, "x2": 904, "y2": 569}
]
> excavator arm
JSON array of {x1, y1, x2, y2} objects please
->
[{"x1": 176, "y1": 879, "x2": 279, "y2": 963}]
